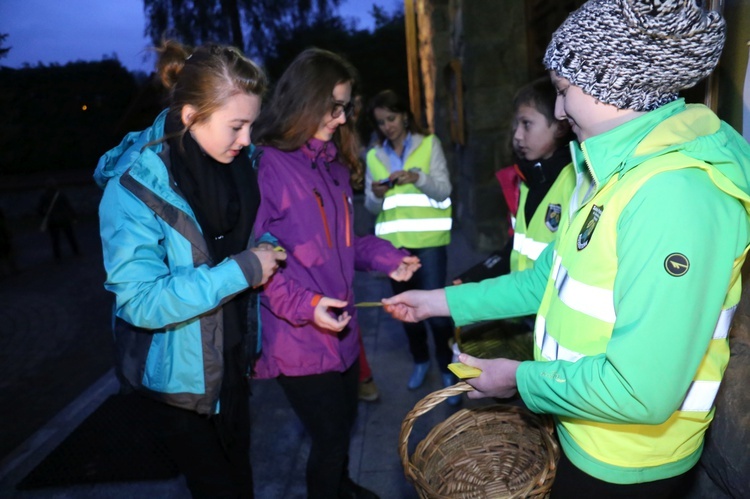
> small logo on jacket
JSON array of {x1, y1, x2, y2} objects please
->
[
  {"x1": 545, "y1": 204, "x2": 562, "y2": 231},
  {"x1": 664, "y1": 253, "x2": 690, "y2": 277},
  {"x1": 577, "y1": 205, "x2": 602, "y2": 250}
]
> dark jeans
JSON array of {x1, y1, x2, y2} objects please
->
[
  {"x1": 278, "y1": 359, "x2": 360, "y2": 499},
  {"x1": 136, "y1": 385, "x2": 253, "y2": 498},
  {"x1": 551, "y1": 449, "x2": 691, "y2": 498},
  {"x1": 391, "y1": 245, "x2": 454, "y2": 372}
]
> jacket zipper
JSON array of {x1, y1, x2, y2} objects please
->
[
  {"x1": 314, "y1": 188, "x2": 334, "y2": 248},
  {"x1": 342, "y1": 192, "x2": 351, "y2": 247}
]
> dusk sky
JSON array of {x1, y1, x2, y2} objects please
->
[{"x1": 0, "y1": 0, "x2": 399, "y2": 73}]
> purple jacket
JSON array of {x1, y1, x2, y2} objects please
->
[{"x1": 252, "y1": 138, "x2": 408, "y2": 378}]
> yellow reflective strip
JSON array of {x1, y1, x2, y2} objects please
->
[
  {"x1": 375, "y1": 218, "x2": 453, "y2": 235},
  {"x1": 382, "y1": 193, "x2": 452, "y2": 211},
  {"x1": 557, "y1": 269, "x2": 616, "y2": 323},
  {"x1": 679, "y1": 380, "x2": 721, "y2": 412}
]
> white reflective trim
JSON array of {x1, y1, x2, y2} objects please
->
[
  {"x1": 510, "y1": 215, "x2": 517, "y2": 230},
  {"x1": 382, "y1": 193, "x2": 452, "y2": 211},
  {"x1": 534, "y1": 316, "x2": 547, "y2": 355},
  {"x1": 540, "y1": 329, "x2": 558, "y2": 361},
  {"x1": 534, "y1": 318, "x2": 585, "y2": 363},
  {"x1": 557, "y1": 269, "x2": 616, "y2": 323},
  {"x1": 679, "y1": 380, "x2": 721, "y2": 412},
  {"x1": 551, "y1": 252, "x2": 562, "y2": 283},
  {"x1": 713, "y1": 305, "x2": 736, "y2": 340},
  {"x1": 375, "y1": 218, "x2": 453, "y2": 235},
  {"x1": 512, "y1": 233, "x2": 548, "y2": 261}
]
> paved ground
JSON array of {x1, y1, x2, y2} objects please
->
[{"x1": 0, "y1": 188, "x2": 493, "y2": 498}]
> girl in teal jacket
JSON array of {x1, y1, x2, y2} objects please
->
[
  {"x1": 95, "y1": 41, "x2": 285, "y2": 497},
  {"x1": 384, "y1": 1, "x2": 750, "y2": 497}
]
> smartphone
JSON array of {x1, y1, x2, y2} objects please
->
[{"x1": 378, "y1": 178, "x2": 394, "y2": 188}]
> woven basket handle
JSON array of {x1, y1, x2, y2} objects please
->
[{"x1": 398, "y1": 381, "x2": 475, "y2": 484}]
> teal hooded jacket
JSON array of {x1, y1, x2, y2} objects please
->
[{"x1": 94, "y1": 110, "x2": 267, "y2": 415}]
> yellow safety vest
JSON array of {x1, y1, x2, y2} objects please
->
[
  {"x1": 367, "y1": 135, "x2": 452, "y2": 248},
  {"x1": 511, "y1": 163, "x2": 576, "y2": 272},
  {"x1": 536, "y1": 152, "x2": 747, "y2": 477}
]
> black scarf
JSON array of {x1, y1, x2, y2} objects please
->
[
  {"x1": 165, "y1": 112, "x2": 260, "y2": 354},
  {"x1": 516, "y1": 146, "x2": 571, "y2": 223},
  {"x1": 166, "y1": 112, "x2": 258, "y2": 263}
]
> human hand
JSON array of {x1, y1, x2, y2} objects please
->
[
  {"x1": 372, "y1": 180, "x2": 390, "y2": 198},
  {"x1": 382, "y1": 289, "x2": 449, "y2": 322},
  {"x1": 250, "y1": 246, "x2": 287, "y2": 286},
  {"x1": 313, "y1": 296, "x2": 351, "y2": 332},
  {"x1": 452, "y1": 278, "x2": 463, "y2": 285},
  {"x1": 459, "y1": 353, "x2": 521, "y2": 400},
  {"x1": 389, "y1": 255, "x2": 421, "y2": 282},
  {"x1": 391, "y1": 170, "x2": 418, "y2": 186}
]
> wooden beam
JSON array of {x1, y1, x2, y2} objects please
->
[{"x1": 404, "y1": 0, "x2": 422, "y2": 127}]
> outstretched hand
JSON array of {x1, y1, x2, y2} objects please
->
[
  {"x1": 389, "y1": 255, "x2": 421, "y2": 282},
  {"x1": 313, "y1": 296, "x2": 351, "y2": 332},
  {"x1": 459, "y1": 353, "x2": 521, "y2": 400},
  {"x1": 382, "y1": 288, "x2": 450, "y2": 323}
]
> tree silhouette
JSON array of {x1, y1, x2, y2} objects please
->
[
  {"x1": 143, "y1": 0, "x2": 343, "y2": 60},
  {"x1": 0, "y1": 33, "x2": 10, "y2": 60}
]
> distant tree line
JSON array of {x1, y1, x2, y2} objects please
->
[{"x1": 0, "y1": 7, "x2": 407, "y2": 176}]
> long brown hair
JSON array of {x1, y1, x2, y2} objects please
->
[
  {"x1": 367, "y1": 89, "x2": 424, "y2": 146},
  {"x1": 253, "y1": 48, "x2": 363, "y2": 186},
  {"x1": 155, "y1": 40, "x2": 267, "y2": 143}
]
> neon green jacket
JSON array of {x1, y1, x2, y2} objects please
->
[{"x1": 446, "y1": 99, "x2": 750, "y2": 483}]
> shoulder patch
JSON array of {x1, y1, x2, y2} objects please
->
[
  {"x1": 545, "y1": 204, "x2": 562, "y2": 232},
  {"x1": 577, "y1": 204, "x2": 602, "y2": 250},
  {"x1": 664, "y1": 253, "x2": 690, "y2": 277}
]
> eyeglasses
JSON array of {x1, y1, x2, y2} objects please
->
[{"x1": 331, "y1": 98, "x2": 355, "y2": 119}]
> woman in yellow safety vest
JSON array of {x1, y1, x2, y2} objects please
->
[{"x1": 364, "y1": 89, "x2": 459, "y2": 404}]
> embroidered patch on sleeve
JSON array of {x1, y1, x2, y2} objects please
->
[{"x1": 664, "y1": 253, "x2": 690, "y2": 277}]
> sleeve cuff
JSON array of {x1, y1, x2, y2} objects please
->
[{"x1": 231, "y1": 250, "x2": 263, "y2": 287}]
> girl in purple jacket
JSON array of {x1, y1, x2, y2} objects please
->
[{"x1": 251, "y1": 48, "x2": 420, "y2": 499}]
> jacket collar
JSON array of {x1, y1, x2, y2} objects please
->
[
  {"x1": 301, "y1": 138, "x2": 338, "y2": 163},
  {"x1": 573, "y1": 99, "x2": 686, "y2": 192}
]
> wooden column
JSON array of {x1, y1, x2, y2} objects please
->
[{"x1": 404, "y1": 0, "x2": 422, "y2": 127}]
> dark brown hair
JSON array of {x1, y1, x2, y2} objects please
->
[
  {"x1": 155, "y1": 40, "x2": 267, "y2": 141},
  {"x1": 252, "y1": 48, "x2": 362, "y2": 185},
  {"x1": 367, "y1": 89, "x2": 424, "y2": 145}
]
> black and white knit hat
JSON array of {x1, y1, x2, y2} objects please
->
[{"x1": 543, "y1": 0, "x2": 726, "y2": 111}]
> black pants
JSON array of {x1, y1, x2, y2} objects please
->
[
  {"x1": 137, "y1": 384, "x2": 253, "y2": 498},
  {"x1": 278, "y1": 359, "x2": 359, "y2": 499},
  {"x1": 391, "y1": 246, "x2": 454, "y2": 371},
  {"x1": 551, "y1": 449, "x2": 691, "y2": 498}
]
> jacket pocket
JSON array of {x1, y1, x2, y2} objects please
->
[{"x1": 313, "y1": 188, "x2": 333, "y2": 248}]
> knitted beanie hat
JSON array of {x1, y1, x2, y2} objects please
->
[{"x1": 543, "y1": 0, "x2": 726, "y2": 111}]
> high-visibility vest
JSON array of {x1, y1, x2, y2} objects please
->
[
  {"x1": 511, "y1": 163, "x2": 576, "y2": 272},
  {"x1": 367, "y1": 135, "x2": 452, "y2": 248},
  {"x1": 535, "y1": 152, "x2": 749, "y2": 476}
]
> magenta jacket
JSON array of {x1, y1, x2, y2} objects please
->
[{"x1": 252, "y1": 138, "x2": 409, "y2": 378}]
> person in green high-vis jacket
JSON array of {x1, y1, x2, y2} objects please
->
[
  {"x1": 364, "y1": 89, "x2": 459, "y2": 404},
  {"x1": 383, "y1": 1, "x2": 750, "y2": 497}
]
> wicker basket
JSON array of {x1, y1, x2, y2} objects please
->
[{"x1": 399, "y1": 382, "x2": 559, "y2": 498}]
